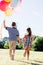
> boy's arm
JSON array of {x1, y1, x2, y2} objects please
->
[
  {"x1": 17, "y1": 36, "x2": 22, "y2": 44},
  {"x1": 17, "y1": 36, "x2": 20, "y2": 42},
  {"x1": 3, "y1": 20, "x2": 6, "y2": 28}
]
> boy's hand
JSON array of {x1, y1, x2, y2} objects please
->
[{"x1": 3, "y1": 20, "x2": 5, "y2": 23}]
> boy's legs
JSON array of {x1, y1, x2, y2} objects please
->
[
  {"x1": 9, "y1": 41, "x2": 12, "y2": 58},
  {"x1": 9, "y1": 49, "x2": 12, "y2": 58},
  {"x1": 12, "y1": 41, "x2": 16, "y2": 60},
  {"x1": 9, "y1": 41, "x2": 16, "y2": 60}
]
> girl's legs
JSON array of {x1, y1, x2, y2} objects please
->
[
  {"x1": 27, "y1": 47, "x2": 30, "y2": 60},
  {"x1": 24, "y1": 50, "x2": 27, "y2": 57},
  {"x1": 24, "y1": 46, "x2": 27, "y2": 57}
]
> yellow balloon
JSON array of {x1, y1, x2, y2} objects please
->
[
  {"x1": 4, "y1": 0, "x2": 11, "y2": 3},
  {"x1": 5, "y1": 8, "x2": 12, "y2": 16}
]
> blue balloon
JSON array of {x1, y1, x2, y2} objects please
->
[{"x1": 10, "y1": 0, "x2": 19, "y2": 7}]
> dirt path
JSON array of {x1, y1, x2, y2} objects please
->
[{"x1": 0, "y1": 49, "x2": 43, "y2": 65}]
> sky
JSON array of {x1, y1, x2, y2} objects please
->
[{"x1": 0, "y1": 0, "x2": 43, "y2": 38}]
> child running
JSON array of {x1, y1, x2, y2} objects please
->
[
  {"x1": 3, "y1": 20, "x2": 20, "y2": 60},
  {"x1": 23, "y1": 27, "x2": 32, "y2": 60}
]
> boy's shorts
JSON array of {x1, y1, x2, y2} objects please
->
[{"x1": 9, "y1": 41, "x2": 16, "y2": 50}]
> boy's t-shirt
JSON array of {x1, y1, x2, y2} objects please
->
[{"x1": 5, "y1": 27, "x2": 19, "y2": 41}]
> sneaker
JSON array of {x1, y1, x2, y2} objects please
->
[{"x1": 11, "y1": 55, "x2": 14, "y2": 60}]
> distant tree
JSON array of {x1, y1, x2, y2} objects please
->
[
  {"x1": 4, "y1": 41, "x2": 9, "y2": 49},
  {"x1": 0, "y1": 41, "x2": 5, "y2": 48},
  {"x1": 3, "y1": 37, "x2": 9, "y2": 42},
  {"x1": 16, "y1": 43, "x2": 23, "y2": 49},
  {"x1": 32, "y1": 36, "x2": 43, "y2": 51}
]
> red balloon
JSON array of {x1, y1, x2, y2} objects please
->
[
  {"x1": 3, "y1": 0, "x2": 11, "y2": 4},
  {"x1": 0, "y1": 1, "x2": 9, "y2": 11}
]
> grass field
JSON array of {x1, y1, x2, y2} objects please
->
[{"x1": 0, "y1": 49, "x2": 43, "y2": 65}]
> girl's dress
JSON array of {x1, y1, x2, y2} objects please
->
[{"x1": 24, "y1": 35, "x2": 32, "y2": 47}]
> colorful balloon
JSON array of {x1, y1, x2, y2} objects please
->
[
  {"x1": 10, "y1": 0, "x2": 18, "y2": 8},
  {"x1": 0, "y1": 1, "x2": 9, "y2": 11},
  {"x1": 11, "y1": 0, "x2": 22, "y2": 13},
  {"x1": 0, "y1": 0, "x2": 2, "y2": 2},
  {"x1": 0, "y1": 0, "x2": 22, "y2": 16},
  {"x1": 10, "y1": 0, "x2": 22, "y2": 8},
  {"x1": 3, "y1": 0, "x2": 11, "y2": 4},
  {"x1": 20, "y1": 0, "x2": 22, "y2": 3},
  {"x1": 5, "y1": 8, "x2": 12, "y2": 16}
]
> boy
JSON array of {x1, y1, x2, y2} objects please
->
[{"x1": 3, "y1": 20, "x2": 20, "y2": 60}]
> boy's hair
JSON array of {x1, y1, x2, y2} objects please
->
[{"x1": 12, "y1": 22, "x2": 16, "y2": 26}]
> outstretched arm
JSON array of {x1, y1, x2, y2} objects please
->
[{"x1": 3, "y1": 20, "x2": 6, "y2": 28}]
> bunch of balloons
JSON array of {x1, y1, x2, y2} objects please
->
[{"x1": 0, "y1": 0, "x2": 22, "y2": 16}]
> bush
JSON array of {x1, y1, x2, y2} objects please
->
[
  {"x1": 16, "y1": 43, "x2": 23, "y2": 49},
  {"x1": 0, "y1": 43, "x2": 4, "y2": 48},
  {"x1": 4, "y1": 42, "x2": 23, "y2": 49},
  {"x1": 0, "y1": 41, "x2": 5, "y2": 48},
  {"x1": 4, "y1": 41, "x2": 9, "y2": 49},
  {"x1": 32, "y1": 36, "x2": 43, "y2": 51}
]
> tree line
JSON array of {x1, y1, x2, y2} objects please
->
[{"x1": 0, "y1": 36, "x2": 43, "y2": 51}]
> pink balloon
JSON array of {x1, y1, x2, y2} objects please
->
[
  {"x1": 0, "y1": 0, "x2": 3, "y2": 2},
  {"x1": 0, "y1": 1, "x2": 9, "y2": 11}
]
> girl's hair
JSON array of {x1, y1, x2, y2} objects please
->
[
  {"x1": 12, "y1": 22, "x2": 16, "y2": 26},
  {"x1": 27, "y1": 27, "x2": 32, "y2": 36}
]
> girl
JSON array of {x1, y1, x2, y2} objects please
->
[{"x1": 23, "y1": 27, "x2": 32, "y2": 60}]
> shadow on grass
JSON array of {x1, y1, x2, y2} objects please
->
[
  {"x1": 33, "y1": 60, "x2": 43, "y2": 63},
  {"x1": 14, "y1": 59, "x2": 43, "y2": 65}
]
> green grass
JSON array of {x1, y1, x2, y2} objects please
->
[{"x1": 0, "y1": 49, "x2": 43, "y2": 65}]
